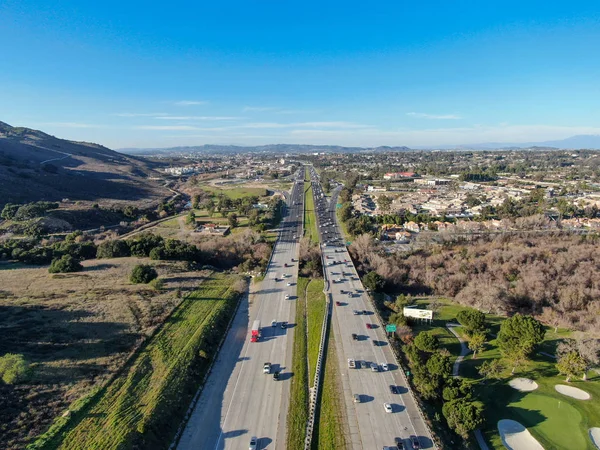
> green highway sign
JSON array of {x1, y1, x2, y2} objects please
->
[
  {"x1": 386, "y1": 324, "x2": 397, "y2": 333},
  {"x1": 336, "y1": 203, "x2": 342, "y2": 208}
]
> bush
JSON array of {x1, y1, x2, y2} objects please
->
[
  {"x1": 414, "y1": 331, "x2": 439, "y2": 353},
  {"x1": 149, "y1": 278, "x2": 164, "y2": 290},
  {"x1": 97, "y1": 239, "x2": 131, "y2": 258},
  {"x1": 130, "y1": 264, "x2": 158, "y2": 284},
  {"x1": 363, "y1": 271, "x2": 385, "y2": 292},
  {"x1": 48, "y1": 255, "x2": 83, "y2": 273},
  {"x1": 0, "y1": 353, "x2": 30, "y2": 384}
]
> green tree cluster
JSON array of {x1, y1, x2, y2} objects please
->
[
  {"x1": 48, "y1": 254, "x2": 83, "y2": 273},
  {"x1": 0, "y1": 353, "x2": 30, "y2": 384},
  {"x1": 130, "y1": 264, "x2": 158, "y2": 284}
]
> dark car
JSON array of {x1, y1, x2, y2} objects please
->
[
  {"x1": 273, "y1": 371, "x2": 280, "y2": 380},
  {"x1": 352, "y1": 333, "x2": 358, "y2": 340},
  {"x1": 410, "y1": 436, "x2": 420, "y2": 449},
  {"x1": 335, "y1": 301, "x2": 342, "y2": 306},
  {"x1": 366, "y1": 323, "x2": 372, "y2": 329},
  {"x1": 395, "y1": 439, "x2": 405, "y2": 449},
  {"x1": 281, "y1": 322, "x2": 287, "y2": 329},
  {"x1": 389, "y1": 384, "x2": 397, "y2": 394}
]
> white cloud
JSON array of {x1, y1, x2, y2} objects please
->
[
  {"x1": 113, "y1": 112, "x2": 167, "y2": 117},
  {"x1": 41, "y1": 122, "x2": 104, "y2": 128},
  {"x1": 174, "y1": 100, "x2": 208, "y2": 106},
  {"x1": 135, "y1": 125, "x2": 200, "y2": 130},
  {"x1": 243, "y1": 106, "x2": 279, "y2": 112},
  {"x1": 407, "y1": 112, "x2": 462, "y2": 120},
  {"x1": 154, "y1": 116, "x2": 243, "y2": 121}
]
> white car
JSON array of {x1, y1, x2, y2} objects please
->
[
  {"x1": 381, "y1": 363, "x2": 389, "y2": 371},
  {"x1": 384, "y1": 403, "x2": 393, "y2": 413},
  {"x1": 271, "y1": 320, "x2": 277, "y2": 327},
  {"x1": 249, "y1": 436, "x2": 258, "y2": 450},
  {"x1": 287, "y1": 282, "x2": 292, "y2": 286},
  {"x1": 285, "y1": 294, "x2": 290, "y2": 299},
  {"x1": 348, "y1": 358, "x2": 356, "y2": 369}
]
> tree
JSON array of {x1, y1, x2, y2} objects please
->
[
  {"x1": 0, "y1": 353, "x2": 30, "y2": 384},
  {"x1": 97, "y1": 240, "x2": 130, "y2": 258},
  {"x1": 497, "y1": 314, "x2": 545, "y2": 373},
  {"x1": 442, "y1": 399, "x2": 485, "y2": 439},
  {"x1": 186, "y1": 210, "x2": 196, "y2": 225},
  {"x1": 478, "y1": 359, "x2": 504, "y2": 380},
  {"x1": 1, "y1": 203, "x2": 19, "y2": 220},
  {"x1": 468, "y1": 333, "x2": 486, "y2": 359},
  {"x1": 557, "y1": 336, "x2": 600, "y2": 381},
  {"x1": 456, "y1": 308, "x2": 486, "y2": 334},
  {"x1": 426, "y1": 351, "x2": 453, "y2": 378},
  {"x1": 228, "y1": 212, "x2": 239, "y2": 228},
  {"x1": 414, "y1": 331, "x2": 439, "y2": 353},
  {"x1": 443, "y1": 378, "x2": 473, "y2": 401},
  {"x1": 130, "y1": 264, "x2": 158, "y2": 284},
  {"x1": 377, "y1": 194, "x2": 392, "y2": 213},
  {"x1": 48, "y1": 255, "x2": 83, "y2": 273},
  {"x1": 556, "y1": 351, "x2": 587, "y2": 382},
  {"x1": 363, "y1": 271, "x2": 385, "y2": 292}
]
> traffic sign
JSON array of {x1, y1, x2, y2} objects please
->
[{"x1": 385, "y1": 324, "x2": 397, "y2": 333}]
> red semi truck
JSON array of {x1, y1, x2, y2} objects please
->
[{"x1": 251, "y1": 320, "x2": 261, "y2": 342}]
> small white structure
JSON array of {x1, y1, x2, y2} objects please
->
[{"x1": 403, "y1": 307, "x2": 433, "y2": 321}]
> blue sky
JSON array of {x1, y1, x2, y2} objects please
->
[{"x1": 1, "y1": 0, "x2": 600, "y2": 148}]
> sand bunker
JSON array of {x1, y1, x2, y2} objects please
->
[
  {"x1": 589, "y1": 427, "x2": 600, "y2": 449},
  {"x1": 555, "y1": 384, "x2": 591, "y2": 400},
  {"x1": 509, "y1": 378, "x2": 539, "y2": 392},
  {"x1": 498, "y1": 420, "x2": 544, "y2": 450}
]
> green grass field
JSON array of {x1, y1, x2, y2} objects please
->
[
  {"x1": 306, "y1": 279, "x2": 326, "y2": 383},
  {"x1": 412, "y1": 297, "x2": 600, "y2": 450},
  {"x1": 303, "y1": 184, "x2": 319, "y2": 244},
  {"x1": 31, "y1": 273, "x2": 242, "y2": 450},
  {"x1": 286, "y1": 276, "x2": 310, "y2": 450},
  {"x1": 199, "y1": 185, "x2": 267, "y2": 199}
]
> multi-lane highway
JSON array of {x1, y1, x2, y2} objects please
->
[
  {"x1": 309, "y1": 167, "x2": 435, "y2": 450},
  {"x1": 177, "y1": 170, "x2": 305, "y2": 450}
]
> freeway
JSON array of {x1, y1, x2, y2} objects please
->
[
  {"x1": 177, "y1": 170, "x2": 305, "y2": 450},
  {"x1": 309, "y1": 166, "x2": 435, "y2": 450}
]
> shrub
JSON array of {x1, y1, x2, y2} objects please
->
[
  {"x1": 130, "y1": 264, "x2": 158, "y2": 284},
  {"x1": 0, "y1": 353, "x2": 30, "y2": 384},
  {"x1": 97, "y1": 239, "x2": 131, "y2": 258},
  {"x1": 48, "y1": 255, "x2": 83, "y2": 273},
  {"x1": 414, "y1": 331, "x2": 439, "y2": 353}
]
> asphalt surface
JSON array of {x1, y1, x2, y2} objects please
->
[
  {"x1": 177, "y1": 171, "x2": 305, "y2": 450},
  {"x1": 309, "y1": 167, "x2": 435, "y2": 450}
]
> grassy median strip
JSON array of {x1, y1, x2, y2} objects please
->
[
  {"x1": 313, "y1": 327, "x2": 347, "y2": 450},
  {"x1": 33, "y1": 273, "x2": 242, "y2": 450},
  {"x1": 306, "y1": 279, "x2": 326, "y2": 383},
  {"x1": 286, "y1": 276, "x2": 310, "y2": 450},
  {"x1": 304, "y1": 184, "x2": 319, "y2": 244}
]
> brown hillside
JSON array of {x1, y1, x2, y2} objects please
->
[{"x1": 0, "y1": 121, "x2": 170, "y2": 207}]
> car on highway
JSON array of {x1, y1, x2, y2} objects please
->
[
  {"x1": 281, "y1": 321, "x2": 287, "y2": 329},
  {"x1": 335, "y1": 301, "x2": 342, "y2": 306},
  {"x1": 410, "y1": 436, "x2": 420, "y2": 449},
  {"x1": 381, "y1": 363, "x2": 389, "y2": 371},
  {"x1": 395, "y1": 438, "x2": 405, "y2": 449},
  {"x1": 249, "y1": 436, "x2": 258, "y2": 450},
  {"x1": 287, "y1": 282, "x2": 292, "y2": 286},
  {"x1": 389, "y1": 384, "x2": 397, "y2": 394},
  {"x1": 371, "y1": 363, "x2": 379, "y2": 372},
  {"x1": 384, "y1": 403, "x2": 393, "y2": 413},
  {"x1": 366, "y1": 323, "x2": 372, "y2": 329},
  {"x1": 273, "y1": 371, "x2": 280, "y2": 380},
  {"x1": 353, "y1": 394, "x2": 361, "y2": 403},
  {"x1": 353, "y1": 310, "x2": 360, "y2": 315},
  {"x1": 352, "y1": 333, "x2": 358, "y2": 340},
  {"x1": 348, "y1": 358, "x2": 356, "y2": 368},
  {"x1": 285, "y1": 294, "x2": 290, "y2": 299},
  {"x1": 263, "y1": 362, "x2": 271, "y2": 374}
]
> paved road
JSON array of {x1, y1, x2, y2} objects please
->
[
  {"x1": 177, "y1": 171, "x2": 305, "y2": 450},
  {"x1": 309, "y1": 167, "x2": 435, "y2": 450}
]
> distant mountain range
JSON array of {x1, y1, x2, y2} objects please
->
[
  {"x1": 0, "y1": 121, "x2": 169, "y2": 207},
  {"x1": 416, "y1": 135, "x2": 600, "y2": 150},
  {"x1": 118, "y1": 144, "x2": 412, "y2": 155},
  {"x1": 119, "y1": 135, "x2": 600, "y2": 155}
]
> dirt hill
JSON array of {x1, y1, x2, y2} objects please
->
[{"x1": 0, "y1": 121, "x2": 170, "y2": 207}]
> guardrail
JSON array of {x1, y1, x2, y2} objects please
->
[{"x1": 303, "y1": 171, "x2": 332, "y2": 450}]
